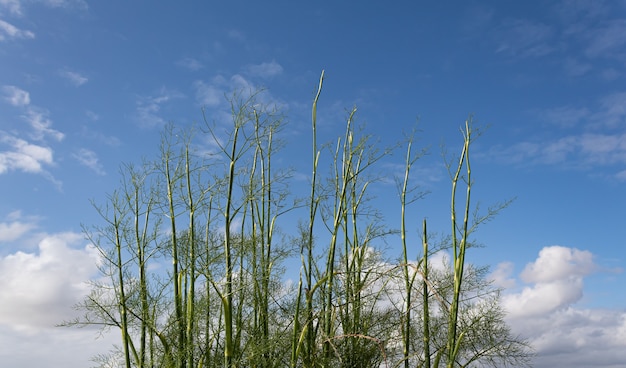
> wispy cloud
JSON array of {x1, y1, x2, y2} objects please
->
[
  {"x1": 194, "y1": 73, "x2": 258, "y2": 108},
  {"x1": 245, "y1": 61, "x2": 283, "y2": 79},
  {"x1": 0, "y1": 19, "x2": 34, "y2": 41},
  {"x1": 58, "y1": 69, "x2": 88, "y2": 86},
  {"x1": 72, "y1": 148, "x2": 105, "y2": 175},
  {"x1": 583, "y1": 19, "x2": 626, "y2": 59},
  {"x1": 0, "y1": 0, "x2": 87, "y2": 16},
  {"x1": 45, "y1": 0, "x2": 88, "y2": 10},
  {"x1": 194, "y1": 79, "x2": 223, "y2": 108},
  {"x1": 0, "y1": 85, "x2": 64, "y2": 187},
  {"x1": 135, "y1": 87, "x2": 184, "y2": 128},
  {"x1": 493, "y1": 90, "x2": 626, "y2": 179},
  {"x1": 595, "y1": 92, "x2": 626, "y2": 128},
  {"x1": 541, "y1": 105, "x2": 591, "y2": 128},
  {"x1": 488, "y1": 2, "x2": 626, "y2": 80},
  {"x1": 21, "y1": 108, "x2": 65, "y2": 141},
  {"x1": 1, "y1": 85, "x2": 30, "y2": 106},
  {"x1": 0, "y1": 210, "x2": 37, "y2": 242},
  {"x1": 194, "y1": 72, "x2": 286, "y2": 129},
  {"x1": 494, "y1": 19, "x2": 555, "y2": 57},
  {"x1": 563, "y1": 57, "x2": 592, "y2": 76},
  {"x1": 489, "y1": 133, "x2": 626, "y2": 167},
  {"x1": 0, "y1": 0, "x2": 23, "y2": 15},
  {"x1": 177, "y1": 57, "x2": 203, "y2": 71},
  {"x1": 2, "y1": 85, "x2": 65, "y2": 141},
  {"x1": 227, "y1": 29, "x2": 245, "y2": 42}
]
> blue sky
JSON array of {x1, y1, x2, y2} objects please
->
[{"x1": 1, "y1": 1, "x2": 625, "y2": 367}]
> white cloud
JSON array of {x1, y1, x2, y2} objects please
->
[
  {"x1": 194, "y1": 79, "x2": 223, "y2": 108},
  {"x1": 0, "y1": 134, "x2": 54, "y2": 174},
  {"x1": 498, "y1": 91, "x2": 626, "y2": 177},
  {"x1": 0, "y1": 324, "x2": 117, "y2": 367},
  {"x1": 246, "y1": 61, "x2": 284, "y2": 78},
  {"x1": 584, "y1": 19, "x2": 626, "y2": 59},
  {"x1": 2, "y1": 86, "x2": 64, "y2": 142},
  {"x1": 502, "y1": 246, "x2": 596, "y2": 319},
  {"x1": 0, "y1": 0, "x2": 87, "y2": 16},
  {"x1": 0, "y1": 232, "x2": 100, "y2": 331},
  {"x1": 177, "y1": 57, "x2": 203, "y2": 71},
  {"x1": 542, "y1": 105, "x2": 591, "y2": 128},
  {"x1": 0, "y1": 19, "x2": 34, "y2": 41},
  {"x1": 0, "y1": 0, "x2": 23, "y2": 15},
  {"x1": 59, "y1": 69, "x2": 88, "y2": 86},
  {"x1": 490, "y1": 261, "x2": 516, "y2": 288},
  {"x1": 73, "y1": 148, "x2": 105, "y2": 175},
  {"x1": 596, "y1": 92, "x2": 626, "y2": 128},
  {"x1": 0, "y1": 211, "x2": 36, "y2": 242},
  {"x1": 194, "y1": 73, "x2": 286, "y2": 131},
  {"x1": 22, "y1": 108, "x2": 65, "y2": 141},
  {"x1": 227, "y1": 29, "x2": 245, "y2": 42},
  {"x1": 85, "y1": 109, "x2": 99, "y2": 121},
  {"x1": 512, "y1": 307, "x2": 626, "y2": 368},
  {"x1": 520, "y1": 246, "x2": 595, "y2": 283},
  {"x1": 501, "y1": 245, "x2": 626, "y2": 367},
  {"x1": 494, "y1": 18, "x2": 555, "y2": 57},
  {"x1": 616, "y1": 169, "x2": 626, "y2": 181},
  {"x1": 489, "y1": 132, "x2": 626, "y2": 168},
  {"x1": 1, "y1": 85, "x2": 30, "y2": 106},
  {"x1": 563, "y1": 57, "x2": 593, "y2": 77},
  {"x1": 230, "y1": 73, "x2": 254, "y2": 92},
  {"x1": 135, "y1": 87, "x2": 184, "y2": 128},
  {"x1": 0, "y1": 230, "x2": 114, "y2": 367}
]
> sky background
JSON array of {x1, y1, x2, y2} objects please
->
[{"x1": 1, "y1": 1, "x2": 625, "y2": 367}]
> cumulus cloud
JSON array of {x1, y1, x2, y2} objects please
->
[
  {"x1": 490, "y1": 261, "x2": 517, "y2": 288},
  {"x1": 500, "y1": 245, "x2": 626, "y2": 367},
  {"x1": 0, "y1": 19, "x2": 34, "y2": 41},
  {"x1": 1, "y1": 85, "x2": 30, "y2": 106},
  {"x1": 520, "y1": 246, "x2": 595, "y2": 283},
  {"x1": 503, "y1": 246, "x2": 595, "y2": 318},
  {"x1": 0, "y1": 228, "x2": 113, "y2": 367},
  {"x1": 0, "y1": 134, "x2": 54, "y2": 174},
  {"x1": 513, "y1": 307, "x2": 626, "y2": 368},
  {"x1": 0, "y1": 232, "x2": 100, "y2": 332},
  {"x1": 0, "y1": 324, "x2": 117, "y2": 367}
]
